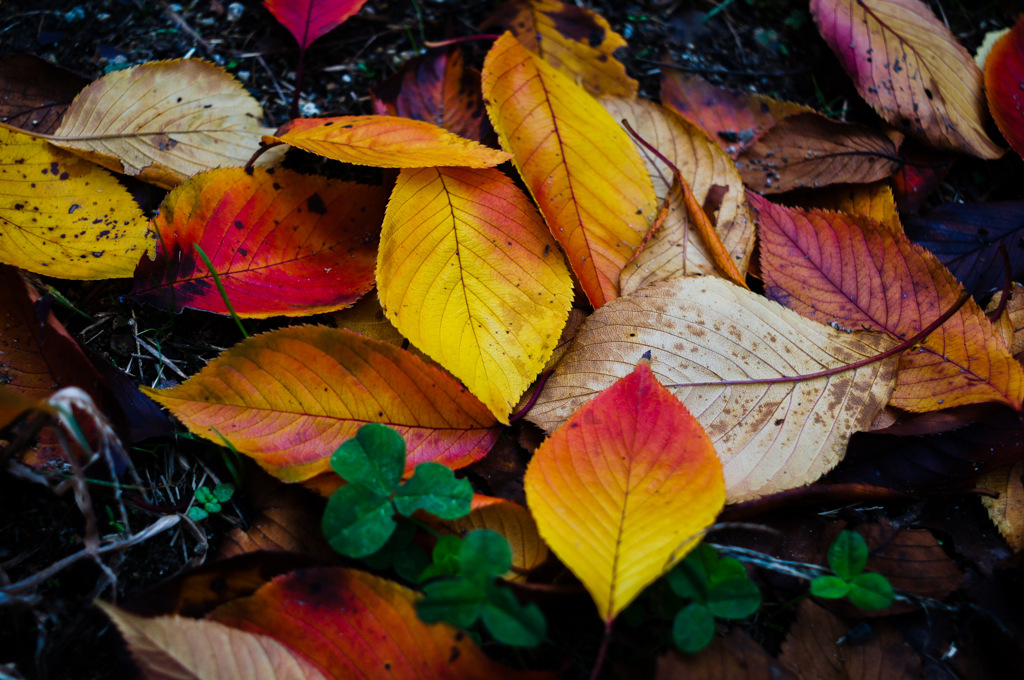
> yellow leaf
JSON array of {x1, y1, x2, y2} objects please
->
[
  {"x1": 528, "y1": 278, "x2": 897, "y2": 503},
  {"x1": 525, "y1": 360, "x2": 725, "y2": 621},
  {"x1": 50, "y1": 59, "x2": 283, "y2": 189},
  {"x1": 264, "y1": 115, "x2": 512, "y2": 168},
  {"x1": 0, "y1": 126, "x2": 151, "y2": 279},
  {"x1": 377, "y1": 167, "x2": 573, "y2": 422},
  {"x1": 482, "y1": 32, "x2": 657, "y2": 308}
]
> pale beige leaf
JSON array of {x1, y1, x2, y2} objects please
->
[
  {"x1": 600, "y1": 98, "x2": 754, "y2": 296},
  {"x1": 980, "y1": 461, "x2": 1024, "y2": 553},
  {"x1": 51, "y1": 60, "x2": 283, "y2": 189},
  {"x1": 528, "y1": 278, "x2": 897, "y2": 503},
  {"x1": 97, "y1": 601, "x2": 329, "y2": 680}
]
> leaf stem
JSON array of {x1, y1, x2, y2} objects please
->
[
  {"x1": 588, "y1": 621, "x2": 614, "y2": 680},
  {"x1": 193, "y1": 243, "x2": 249, "y2": 339},
  {"x1": 666, "y1": 290, "x2": 970, "y2": 389}
]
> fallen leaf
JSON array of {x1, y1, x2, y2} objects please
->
[
  {"x1": 600, "y1": 96, "x2": 754, "y2": 294},
  {"x1": 377, "y1": 166, "x2": 573, "y2": 423},
  {"x1": 142, "y1": 327, "x2": 500, "y2": 483},
  {"x1": 859, "y1": 522, "x2": 962, "y2": 608},
  {"x1": 219, "y1": 471, "x2": 338, "y2": 560},
  {"x1": 264, "y1": 115, "x2": 511, "y2": 168},
  {"x1": 888, "y1": 139, "x2": 954, "y2": 214},
  {"x1": 51, "y1": 59, "x2": 283, "y2": 189},
  {"x1": 482, "y1": 32, "x2": 657, "y2": 308},
  {"x1": 751, "y1": 193, "x2": 1024, "y2": 411},
  {"x1": 0, "y1": 54, "x2": 89, "y2": 135},
  {"x1": 131, "y1": 167, "x2": 385, "y2": 318},
  {"x1": 0, "y1": 266, "x2": 124, "y2": 467},
  {"x1": 809, "y1": 0, "x2": 1003, "y2": 159},
  {"x1": 527, "y1": 277, "x2": 897, "y2": 503},
  {"x1": 207, "y1": 568, "x2": 546, "y2": 679},
  {"x1": 779, "y1": 600, "x2": 923, "y2": 680},
  {"x1": 483, "y1": 0, "x2": 637, "y2": 97},
  {"x1": 654, "y1": 629, "x2": 794, "y2": 680},
  {"x1": 984, "y1": 15, "x2": 1024, "y2": 161},
  {"x1": 0, "y1": 385, "x2": 53, "y2": 430},
  {"x1": 525, "y1": 360, "x2": 725, "y2": 621},
  {"x1": 980, "y1": 461, "x2": 1024, "y2": 553},
  {"x1": 830, "y1": 407, "x2": 1024, "y2": 492},
  {"x1": 263, "y1": 0, "x2": 369, "y2": 51},
  {"x1": 371, "y1": 47, "x2": 490, "y2": 143},
  {"x1": 660, "y1": 71, "x2": 811, "y2": 158},
  {"x1": 434, "y1": 495, "x2": 548, "y2": 581},
  {"x1": 992, "y1": 282, "x2": 1024, "y2": 359},
  {"x1": 788, "y1": 182, "x2": 902, "y2": 234},
  {"x1": 0, "y1": 126, "x2": 151, "y2": 279},
  {"x1": 904, "y1": 201, "x2": 1024, "y2": 299},
  {"x1": 734, "y1": 113, "x2": 903, "y2": 193},
  {"x1": 98, "y1": 600, "x2": 330, "y2": 680},
  {"x1": 330, "y1": 292, "x2": 407, "y2": 347}
]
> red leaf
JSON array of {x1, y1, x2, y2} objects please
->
[
  {"x1": 985, "y1": 15, "x2": 1024, "y2": 161},
  {"x1": 263, "y1": 0, "x2": 369, "y2": 51},
  {"x1": 131, "y1": 168, "x2": 385, "y2": 318},
  {"x1": 371, "y1": 47, "x2": 491, "y2": 143}
]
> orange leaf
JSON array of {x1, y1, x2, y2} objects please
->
[
  {"x1": 985, "y1": 15, "x2": 1024, "y2": 162},
  {"x1": 377, "y1": 166, "x2": 573, "y2": 422},
  {"x1": 142, "y1": 327, "x2": 500, "y2": 482},
  {"x1": 482, "y1": 32, "x2": 657, "y2": 308},
  {"x1": 483, "y1": 0, "x2": 637, "y2": 97},
  {"x1": 790, "y1": 182, "x2": 903, "y2": 234},
  {"x1": 98, "y1": 600, "x2": 330, "y2": 680},
  {"x1": 131, "y1": 167, "x2": 385, "y2": 318},
  {"x1": 371, "y1": 47, "x2": 489, "y2": 143},
  {"x1": 524, "y1": 360, "x2": 725, "y2": 621},
  {"x1": 810, "y1": 0, "x2": 1003, "y2": 159},
  {"x1": 660, "y1": 71, "x2": 810, "y2": 158},
  {"x1": 207, "y1": 568, "x2": 546, "y2": 680},
  {"x1": 751, "y1": 192, "x2": 1024, "y2": 411},
  {"x1": 980, "y1": 461, "x2": 1024, "y2": 553},
  {"x1": 264, "y1": 115, "x2": 511, "y2": 168},
  {"x1": 431, "y1": 495, "x2": 548, "y2": 581}
]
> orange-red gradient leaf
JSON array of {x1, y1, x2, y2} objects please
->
[
  {"x1": 985, "y1": 15, "x2": 1024, "y2": 162},
  {"x1": 751, "y1": 193, "x2": 1024, "y2": 411},
  {"x1": 264, "y1": 0, "x2": 369, "y2": 51},
  {"x1": 208, "y1": 568, "x2": 544, "y2": 680},
  {"x1": 264, "y1": 115, "x2": 511, "y2": 168},
  {"x1": 131, "y1": 168, "x2": 385, "y2": 318},
  {"x1": 482, "y1": 32, "x2": 657, "y2": 308},
  {"x1": 371, "y1": 47, "x2": 490, "y2": 143},
  {"x1": 483, "y1": 0, "x2": 638, "y2": 97},
  {"x1": 98, "y1": 601, "x2": 329, "y2": 680},
  {"x1": 524, "y1": 360, "x2": 725, "y2": 622},
  {"x1": 377, "y1": 166, "x2": 573, "y2": 423},
  {"x1": 142, "y1": 327, "x2": 500, "y2": 482},
  {"x1": 810, "y1": 0, "x2": 1003, "y2": 159}
]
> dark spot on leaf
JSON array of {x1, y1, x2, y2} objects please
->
[
  {"x1": 68, "y1": 204, "x2": 80, "y2": 214},
  {"x1": 234, "y1": 220, "x2": 245, "y2": 230},
  {"x1": 307, "y1": 193, "x2": 328, "y2": 215}
]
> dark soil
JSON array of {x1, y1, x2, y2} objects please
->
[{"x1": 2, "y1": 1, "x2": 1023, "y2": 679}]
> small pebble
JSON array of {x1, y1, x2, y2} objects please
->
[
  {"x1": 227, "y1": 3, "x2": 245, "y2": 22},
  {"x1": 300, "y1": 101, "x2": 321, "y2": 116}
]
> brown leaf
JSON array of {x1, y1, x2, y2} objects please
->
[
  {"x1": 860, "y1": 521, "x2": 963, "y2": 607},
  {"x1": 735, "y1": 113, "x2": 903, "y2": 193},
  {"x1": 655, "y1": 629, "x2": 795, "y2": 680},
  {"x1": 779, "y1": 600, "x2": 924, "y2": 680},
  {"x1": 979, "y1": 461, "x2": 1024, "y2": 553},
  {"x1": 0, "y1": 54, "x2": 89, "y2": 135}
]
